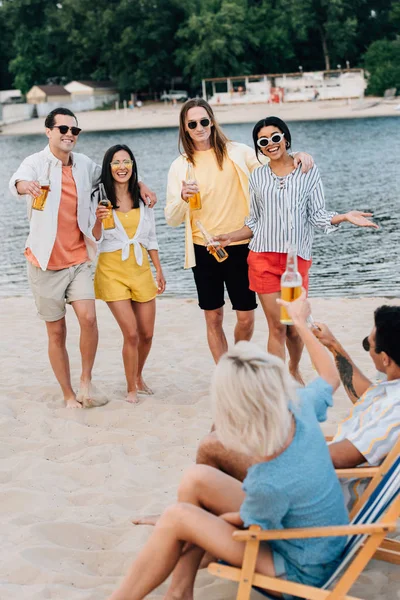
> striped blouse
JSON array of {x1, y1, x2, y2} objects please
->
[{"x1": 245, "y1": 164, "x2": 338, "y2": 260}]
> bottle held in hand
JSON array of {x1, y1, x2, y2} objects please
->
[
  {"x1": 186, "y1": 162, "x2": 202, "y2": 211},
  {"x1": 280, "y1": 245, "x2": 302, "y2": 325},
  {"x1": 32, "y1": 161, "x2": 51, "y2": 211},
  {"x1": 196, "y1": 220, "x2": 228, "y2": 263},
  {"x1": 98, "y1": 183, "x2": 115, "y2": 230}
]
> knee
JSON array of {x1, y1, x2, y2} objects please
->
[
  {"x1": 48, "y1": 322, "x2": 67, "y2": 346},
  {"x1": 79, "y1": 312, "x2": 97, "y2": 330},
  {"x1": 237, "y1": 313, "x2": 254, "y2": 334},
  {"x1": 205, "y1": 309, "x2": 224, "y2": 331},
  {"x1": 139, "y1": 330, "x2": 153, "y2": 346},
  {"x1": 124, "y1": 329, "x2": 139, "y2": 347},
  {"x1": 269, "y1": 321, "x2": 286, "y2": 341},
  {"x1": 286, "y1": 325, "x2": 301, "y2": 341},
  {"x1": 178, "y1": 464, "x2": 211, "y2": 501},
  {"x1": 158, "y1": 502, "x2": 193, "y2": 530}
]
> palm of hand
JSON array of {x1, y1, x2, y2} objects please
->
[{"x1": 346, "y1": 211, "x2": 377, "y2": 228}]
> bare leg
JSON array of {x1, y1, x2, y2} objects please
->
[
  {"x1": 196, "y1": 431, "x2": 252, "y2": 481},
  {"x1": 71, "y1": 299, "x2": 98, "y2": 386},
  {"x1": 45, "y1": 318, "x2": 81, "y2": 408},
  {"x1": 234, "y1": 309, "x2": 254, "y2": 343},
  {"x1": 110, "y1": 502, "x2": 276, "y2": 600},
  {"x1": 163, "y1": 465, "x2": 248, "y2": 600},
  {"x1": 107, "y1": 300, "x2": 139, "y2": 404},
  {"x1": 204, "y1": 307, "x2": 228, "y2": 363},
  {"x1": 132, "y1": 299, "x2": 156, "y2": 394},
  {"x1": 258, "y1": 292, "x2": 286, "y2": 360},
  {"x1": 258, "y1": 293, "x2": 304, "y2": 383},
  {"x1": 286, "y1": 325, "x2": 305, "y2": 386}
]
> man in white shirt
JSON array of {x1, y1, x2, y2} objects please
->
[{"x1": 9, "y1": 107, "x2": 157, "y2": 408}]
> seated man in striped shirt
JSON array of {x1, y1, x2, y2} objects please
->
[{"x1": 196, "y1": 303, "x2": 400, "y2": 510}]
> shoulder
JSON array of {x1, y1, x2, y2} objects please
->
[
  {"x1": 227, "y1": 141, "x2": 254, "y2": 156},
  {"x1": 249, "y1": 164, "x2": 269, "y2": 184},
  {"x1": 73, "y1": 152, "x2": 96, "y2": 167},
  {"x1": 168, "y1": 154, "x2": 186, "y2": 174}
]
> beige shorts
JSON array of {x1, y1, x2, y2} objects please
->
[{"x1": 27, "y1": 261, "x2": 95, "y2": 322}]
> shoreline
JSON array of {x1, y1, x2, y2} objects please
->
[{"x1": 1, "y1": 98, "x2": 399, "y2": 137}]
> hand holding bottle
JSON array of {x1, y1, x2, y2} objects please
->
[
  {"x1": 276, "y1": 288, "x2": 311, "y2": 328},
  {"x1": 96, "y1": 204, "x2": 111, "y2": 222},
  {"x1": 211, "y1": 233, "x2": 232, "y2": 248},
  {"x1": 181, "y1": 180, "x2": 199, "y2": 202}
]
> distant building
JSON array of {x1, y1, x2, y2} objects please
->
[
  {"x1": 0, "y1": 89, "x2": 22, "y2": 104},
  {"x1": 26, "y1": 85, "x2": 71, "y2": 104},
  {"x1": 203, "y1": 69, "x2": 366, "y2": 105},
  {"x1": 64, "y1": 80, "x2": 117, "y2": 101}
]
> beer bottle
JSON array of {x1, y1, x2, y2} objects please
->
[
  {"x1": 186, "y1": 162, "x2": 202, "y2": 211},
  {"x1": 32, "y1": 161, "x2": 51, "y2": 211},
  {"x1": 196, "y1": 220, "x2": 228, "y2": 263},
  {"x1": 280, "y1": 244, "x2": 302, "y2": 325},
  {"x1": 98, "y1": 183, "x2": 115, "y2": 230}
]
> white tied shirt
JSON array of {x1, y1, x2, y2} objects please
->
[
  {"x1": 9, "y1": 145, "x2": 101, "y2": 270},
  {"x1": 245, "y1": 164, "x2": 338, "y2": 260},
  {"x1": 94, "y1": 192, "x2": 159, "y2": 264}
]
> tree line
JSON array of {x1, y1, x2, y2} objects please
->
[{"x1": 0, "y1": 0, "x2": 399, "y2": 97}]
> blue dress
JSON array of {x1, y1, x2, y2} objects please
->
[{"x1": 239, "y1": 378, "x2": 348, "y2": 597}]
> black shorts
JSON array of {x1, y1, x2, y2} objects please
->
[{"x1": 192, "y1": 244, "x2": 257, "y2": 311}]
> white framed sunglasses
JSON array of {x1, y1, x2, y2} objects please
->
[{"x1": 257, "y1": 132, "x2": 285, "y2": 148}]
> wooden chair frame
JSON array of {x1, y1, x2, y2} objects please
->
[{"x1": 208, "y1": 437, "x2": 400, "y2": 599}]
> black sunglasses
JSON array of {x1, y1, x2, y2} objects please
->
[
  {"x1": 187, "y1": 118, "x2": 211, "y2": 130},
  {"x1": 362, "y1": 336, "x2": 370, "y2": 352},
  {"x1": 52, "y1": 125, "x2": 82, "y2": 136}
]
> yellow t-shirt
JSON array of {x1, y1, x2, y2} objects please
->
[{"x1": 189, "y1": 149, "x2": 249, "y2": 246}]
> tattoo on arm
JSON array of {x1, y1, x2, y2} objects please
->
[{"x1": 334, "y1": 352, "x2": 358, "y2": 399}]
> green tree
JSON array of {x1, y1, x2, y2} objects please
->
[
  {"x1": 175, "y1": 0, "x2": 250, "y2": 85},
  {"x1": 363, "y1": 39, "x2": 400, "y2": 96}
]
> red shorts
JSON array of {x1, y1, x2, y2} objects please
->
[{"x1": 247, "y1": 251, "x2": 312, "y2": 295}]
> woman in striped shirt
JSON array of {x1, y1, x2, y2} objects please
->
[{"x1": 215, "y1": 116, "x2": 378, "y2": 383}]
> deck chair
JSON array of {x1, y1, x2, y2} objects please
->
[
  {"x1": 208, "y1": 453, "x2": 400, "y2": 600},
  {"x1": 333, "y1": 435, "x2": 400, "y2": 565}
]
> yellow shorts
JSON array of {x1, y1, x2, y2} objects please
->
[{"x1": 94, "y1": 246, "x2": 157, "y2": 303}]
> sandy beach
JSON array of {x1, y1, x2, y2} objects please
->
[
  {"x1": 1, "y1": 98, "x2": 399, "y2": 136},
  {"x1": 0, "y1": 295, "x2": 399, "y2": 600}
]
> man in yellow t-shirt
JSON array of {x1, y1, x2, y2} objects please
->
[{"x1": 166, "y1": 99, "x2": 312, "y2": 362}]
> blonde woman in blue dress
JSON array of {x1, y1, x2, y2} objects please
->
[{"x1": 93, "y1": 145, "x2": 166, "y2": 404}]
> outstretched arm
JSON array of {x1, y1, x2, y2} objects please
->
[{"x1": 313, "y1": 324, "x2": 372, "y2": 403}]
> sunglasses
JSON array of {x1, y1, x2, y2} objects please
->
[
  {"x1": 52, "y1": 125, "x2": 82, "y2": 136},
  {"x1": 187, "y1": 118, "x2": 211, "y2": 130},
  {"x1": 362, "y1": 336, "x2": 370, "y2": 352},
  {"x1": 257, "y1": 132, "x2": 285, "y2": 148},
  {"x1": 110, "y1": 160, "x2": 134, "y2": 169}
]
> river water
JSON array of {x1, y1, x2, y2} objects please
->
[{"x1": 0, "y1": 117, "x2": 399, "y2": 298}]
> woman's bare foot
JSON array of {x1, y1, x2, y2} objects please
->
[
  {"x1": 126, "y1": 391, "x2": 139, "y2": 404},
  {"x1": 137, "y1": 376, "x2": 154, "y2": 395},
  {"x1": 289, "y1": 364, "x2": 305, "y2": 386},
  {"x1": 77, "y1": 380, "x2": 109, "y2": 407},
  {"x1": 65, "y1": 395, "x2": 83, "y2": 409},
  {"x1": 132, "y1": 514, "x2": 160, "y2": 525}
]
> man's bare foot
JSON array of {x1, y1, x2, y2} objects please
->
[
  {"x1": 137, "y1": 376, "x2": 154, "y2": 395},
  {"x1": 126, "y1": 391, "x2": 139, "y2": 404},
  {"x1": 289, "y1": 364, "x2": 305, "y2": 386},
  {"x1": 77, "y1": 380, "x2": 109, "y2": 408},
  {"x1": 65, "y1": 396, "x2": 83, "y2": 409},
  {"x1": 132, "y1": 514, "x2": 160, "y2": 525}
]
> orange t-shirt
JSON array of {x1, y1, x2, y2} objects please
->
[{"x1": 26, "y1": 165, "x2": 88, "y2": 270}]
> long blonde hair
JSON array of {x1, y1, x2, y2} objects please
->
[
  {"x1": 211, "y1": 342, "x2": 298, "y2": 458},
  {"x1": 178, "y1": 98, "x2": 229, "y2": 169}
]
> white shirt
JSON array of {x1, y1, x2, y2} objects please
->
[
  {"x1": 95, "y1": 194, "x2": 159, "y2": 265},
  {"x1": 245, "y1": 164, "x2": 338, "y2": 260},
  {"x1": 9, "y1": 145, "x2": 101, "y2": 270}
]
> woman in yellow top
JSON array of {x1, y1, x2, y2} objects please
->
[{"x1": 93, "y1": 145, "x2": 166, "y2": 404}]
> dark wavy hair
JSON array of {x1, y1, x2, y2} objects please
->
[
  {"x1": 100, "y1": 144, "x2": 141, "y2": 209},
  {"x1": 374, "y1": 305, "x2": 400, "y2": 367},
  {"x1": 252, "y1": 116, "x2": 292, "y2": 162}
]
